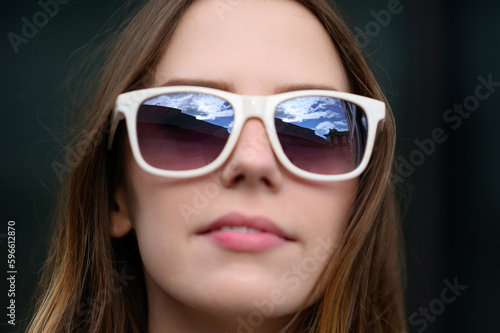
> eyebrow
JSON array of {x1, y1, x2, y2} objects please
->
[
  {"x1": 274, "y1": 83, "x2": 339, "y2": 93},
  {"x1": 160, "y1": 78, "x2": 230, "y2": 91},
  {"x1": 160, "y1": 78, "x2": 340, "y2": 94}
]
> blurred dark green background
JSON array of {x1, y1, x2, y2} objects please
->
[{"x1": 1, "y1": 0, "x2": 499, "y2": 332}]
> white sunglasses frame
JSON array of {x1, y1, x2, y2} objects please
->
[{"x1": 108, "y1": 85, "x2": 385, "y2": 182}]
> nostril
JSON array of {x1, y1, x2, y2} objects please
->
[
  {"x1": 234, "y1": 175, "x2": 245, "y2": 184},
  {"x1": 262, "y1": 178, "x2": 271, "y2": 187},
  {"x1": 221, "y1": 169, "x2": 278, "y2": 190}
]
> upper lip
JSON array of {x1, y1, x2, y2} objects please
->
[{"x1": 197, "y1": 212, "x2": 294, "y2": 241}]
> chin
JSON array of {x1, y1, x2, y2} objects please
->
[{"x1": 189, "y1": 281, "x2": 310, "y2": 318}]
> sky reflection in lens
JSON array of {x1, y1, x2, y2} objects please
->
[
  {"x1": 144, "y1": 93, "x2": 234, "y2": 131},
  {"x1": 275, "y1": 96, "x2": 349, "y2": 138}
]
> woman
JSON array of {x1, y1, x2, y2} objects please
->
[{"x1": 28, "y1": 0, "x2": 405, "y2": 332}]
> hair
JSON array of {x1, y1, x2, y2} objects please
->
[{"x1": 27, "y1": 0, "x2": 406, "y2": 332}]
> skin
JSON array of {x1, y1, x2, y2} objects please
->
[{"x1": 111, "y1": 0, "x2": 357, "y2": 332}]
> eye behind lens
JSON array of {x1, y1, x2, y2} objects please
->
[
  {"x1": 275, "y1": 96, "x2": 367, "y2": 175},
  {"x1": 136, "y1": 93, "x2": 234, "y2": 171}
]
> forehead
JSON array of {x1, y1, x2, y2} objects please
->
[{"x1": 153, "y1": 0, "x2": 350, "y2": 95}]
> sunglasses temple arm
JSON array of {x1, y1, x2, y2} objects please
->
[
  {"x1": 107, "y1": 110, "x2": 125, "y2": 150},
  {"x1": 377, "y1": 118, "x2": 385, "y2": 134}
]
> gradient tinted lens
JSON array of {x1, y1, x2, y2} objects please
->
[
  {"x1": 275, "y1": 96, "x2": 368, "y2": 175},
  {"x1": 136, "y1": 93, "x2": 234, "y2": 171}
]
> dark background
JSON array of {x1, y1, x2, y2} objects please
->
[{"x1": 1, "y1": 0, "x2": 499, "y2": 332}]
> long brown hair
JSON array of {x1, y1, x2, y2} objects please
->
[{"x1": 27, "y1": 0, "x2": 405, "y2": 332}]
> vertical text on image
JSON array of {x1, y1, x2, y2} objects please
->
[{"x1": 6, "y1": 220, "x2": 17, "y2": 326}]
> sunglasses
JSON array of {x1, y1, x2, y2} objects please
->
[{"x1": 108, "y1": 86, "x2": 385, "y2": 181}]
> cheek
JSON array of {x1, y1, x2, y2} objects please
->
[
  {"x1": 124, "y1": 148, "x2": 201, "y2": 230},
  {"x1": 266, "y1": 179, "x2": 358, "y2": 303},
  {"x1": 126, "y1": 172, "x2": 215, "y2": 312},
  {"x1": 124, "y1": 160, "x2": 194, "y2": 269},
  {"x1": 280, "y1": 178, "x2": 357, "y2": 238}
]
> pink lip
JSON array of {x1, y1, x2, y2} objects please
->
[{"x1": 198, "y1": 212, "x2": 294, "y2": 252}]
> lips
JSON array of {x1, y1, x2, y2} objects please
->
[{"x1": 197, "y1": 212, "x2": 294, "y2": 252}]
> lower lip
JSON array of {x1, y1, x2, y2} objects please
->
[{"x1": 202, "y1": 230, "x2": 288, "y2": 252}]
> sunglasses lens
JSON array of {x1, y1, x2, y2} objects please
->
[
  {"x1": 135, "y1": 92, "x2": 367, "y2": 176},
  {"x1": 136, "y1": 93, "x2": 234, "y2": 171},
  {"x1": 275, "y1": 96, "x2": 367, "y2": 175}
]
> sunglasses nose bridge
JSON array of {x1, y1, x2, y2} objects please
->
[
  {"x1": 240, "y1": 96, "x2": 267, "y2": 121},
  {"x1": 235, "y1": 95, "x2": 276, "y2": 157}
]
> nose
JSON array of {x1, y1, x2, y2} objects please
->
[{"x1": 219, "y1": 119, "x2": 283, "y2": 191}]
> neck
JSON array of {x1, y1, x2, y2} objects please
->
[{"x1": 146, "y1": 279, "x2": 300, "y2": 333}]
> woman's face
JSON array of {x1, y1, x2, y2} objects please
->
[{"x1": 112, "y1": 0, "x2": 356, "y2": 331}]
